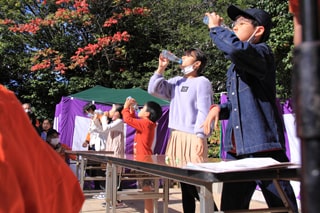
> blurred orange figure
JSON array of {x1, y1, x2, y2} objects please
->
[
  {"x1": 0, "y1": 85, "x2": 84, "y2": 213},
  {"x1": 289, "y1": 0, "x2": 302, "y2": 45}
]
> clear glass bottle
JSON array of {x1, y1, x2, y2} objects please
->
[{"x1": 161, "y1": 50, "x2": 182, "y2": 64}]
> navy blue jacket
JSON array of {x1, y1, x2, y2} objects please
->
[{"x1": 209, "y1": 27, "x2": 286, "y2": 155}]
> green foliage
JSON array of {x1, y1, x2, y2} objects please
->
[
  {"x1": 256, "y1": 0, "x2": 294, "y2": 100},
  {"x1": 208, "y1": 143, "x2": 221, "y2": 158},
  {"x1": 207, "y1": 121, "x2": 221, "y2": 158},
  {"x1": 0, "y1": 0, "x2": 294, "y2": 122}
]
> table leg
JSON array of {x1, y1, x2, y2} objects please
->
[
  {"x1": 78, "y1": 156, "x2": 85, "y2": 213},
  {"x1": 80, "y1": 157, "x2": 85, "y2": 190},
  {"x1": 273, "y1": 179, "x2": 294, "y2": 213},
  {"x1": 162, "y1": 179, "x2": 169, "y2": 213},
  {"x1": 105, "y1": 162, "x2": 113, "y2": 213},
  {"x1": 153, "y1": 178, "x2": 159, "y2": 213},
  {"x1": 199, "y1": 183, "x2": 215, "y2": 212},
  {"x1": 75, "y1": 155, "x2": 80, "y2": 180},
  {"x1": 112, "y1": 164, "x2": 117, "y2": 213}
]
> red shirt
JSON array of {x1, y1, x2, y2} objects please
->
[
  {"x1": 53, "y1": 143, "x2": 77, "y2": 162},
  {"x1": 289, "y1": 0, "x2": 299, "y2": 14},
  {"x1": 0, "y1": 85, "x2": 84, "y2": 213},
  {"x1": 289, "y1": 0, "x2": 320, "y2": 14},
  {"x1": 122, "y1": 108, "x2": 156, "y2": 155}
]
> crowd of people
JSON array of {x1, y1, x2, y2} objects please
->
[
  {"x1": 23, "y1": 103, "x2": 75, "y2": 164},
  {"x1": 2, "y1": 3, "x2": 303, "y2": 213},
  {"x1": 80, "y1": 96, "x2": 163, "y2": 212}
]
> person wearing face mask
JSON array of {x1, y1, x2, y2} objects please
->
[
  {"x1": 202, "y1": 5, "x2": 299, "y2": 212},
  {"x1": 148, "y1": 48, "x2": 213, "y2": 213},
  {"x1": 82, "y1": 103, "x2": 105, "y2": 151},
  {"x1": 22, "y1": 103, "x2": 32, "y2": 113},
  {"x1": 82, "y1": 103, "x2": 107, "y2": 190},
  {"x1": 46, "y1": 128, "x2": 75, "y2": 164}
]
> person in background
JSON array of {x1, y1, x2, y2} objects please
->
[
  {"x1": 289, "y1": 0, "x2": 302, "y2": 46},
  {"x1": 82, "y1": 103, "x2": 105, "y2": 151},
  {"x1": 122, "y1": 97, "x2": 163, "y2": 213},
  {"x1": 99, "y1": 104, "x2": 125, "y2": 205},
  {"x1": 27, "y1": 112, "x2": 41, "y2": 135},
  {"x1": 202, "y1": 5, "x2": 298, "y2": 212},
  {"x1": 40, "y1": 118, "x2": 52, "y2": 141},
  {"x1": 148, "y1": 48, "x2": 213, "y2": 213},
  {"x1": 82, "y1": 103, "x2": 106, "y2": 190},
  {"x1": 22, "y1": 103, "x2": 32, "y2": 113},
  {"x1": 46, "y1": 128, "x2": 76, "y2": 164},
  {"x1": 100, "y1": 104, "x2": 125, "y2": 156},
  {"x1": 0, "y1": 84, "x2": 84, "y2": 212},
  {"x1": 22, "y1": 102, "x2": 41, "y2": 135},
  {"x1": 289, "y1": 0, "x2": 320, "y2": 46}
]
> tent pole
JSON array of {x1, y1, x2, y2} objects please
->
[{"x1": 293, "y1": 0, "x2": 320, "y2": 212}]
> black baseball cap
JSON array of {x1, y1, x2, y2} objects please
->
[{"x1": 227, "y1": 4, "x2": 272, "y2": 42}]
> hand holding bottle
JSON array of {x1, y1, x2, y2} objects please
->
[
  {"x1": 125, "y1": 96, "x2": 139, "y2": 113},
  {"x1": 204, "y1": 12, "x2": 228, "y2": 29},
  {"x1": 161, "y1": 50, "x2": 182, "y2": 64},
  {"x1": 103, "y1": 111, "x2": 109, "y2": 117},
  {"x1": 156, "y1": 53, "x2": 170, "y2": 75}
]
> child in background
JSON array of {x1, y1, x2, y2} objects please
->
[
  {"x1": 46, "y1": 128, "x2": 76, "y2": 164},
  {"x1": 100, "y1": 104, "x2": 125, "y2": 200},
  {"x1": 100, "y1": 104, "x2": 125, "y2": 156},
  {"x1": 122, "y1": 97, "x2": 162, "y2": 213},
  {"x1": 82, "y1": 103, "x2": 105, "y2": 151},
  {"x1": 82, "y1": 103, "x2": 106, "y2": 190}
]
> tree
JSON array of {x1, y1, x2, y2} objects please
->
[
  {"x1": 0, "y1": 0, "x2": 148, "y2": 118},
  {"x1": 0, "y1": 0, "x2": 294, "y2": 119},
  {"x1": 257, "y1": 0, "x2": 294, "y2": 100}
]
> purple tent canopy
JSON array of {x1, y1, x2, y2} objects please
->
[{"x1": 54, "y1": 96, "x2": 170, "y2": 154}]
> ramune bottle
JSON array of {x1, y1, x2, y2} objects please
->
[{"x1": 161, "y1": 50, "x2": 182, "y2": 64}]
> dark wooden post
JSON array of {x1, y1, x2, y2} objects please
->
[{"x1": 293, "y1": 0, "x2": 320, "y2": 212}]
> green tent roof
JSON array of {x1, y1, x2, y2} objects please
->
[{"x1": 69, "y1": 85, "x2": 169, "y2": 106}]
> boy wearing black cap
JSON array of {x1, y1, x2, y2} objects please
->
[{"x1": 202, "y1": 5, "x2": 299, "y2": 212}]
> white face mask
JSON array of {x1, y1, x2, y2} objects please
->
[
  {"x1": 181, "y1": 64, "x2": 194, "y2": 75},
  {"x1": 50, "y1": 138, "x2": 60, "y2": 146},
  {"x1": 87, "y1": 113, "x2": 94, "y2": 118},
  {"x1": 247, "y1": 27, "x2": 259, "y2": 43}
]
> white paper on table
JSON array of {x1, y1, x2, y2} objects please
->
[{"x1": 185, "y1": 157, "x2": 300, "y2": 173}]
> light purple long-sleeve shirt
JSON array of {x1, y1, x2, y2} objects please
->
[{"x1": 148, "y1": 73, "x2": 213, "y2": 138}]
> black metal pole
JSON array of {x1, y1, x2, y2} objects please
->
[{"x1": 293, "y1": 0, "x2": 320, "y2": 212}]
